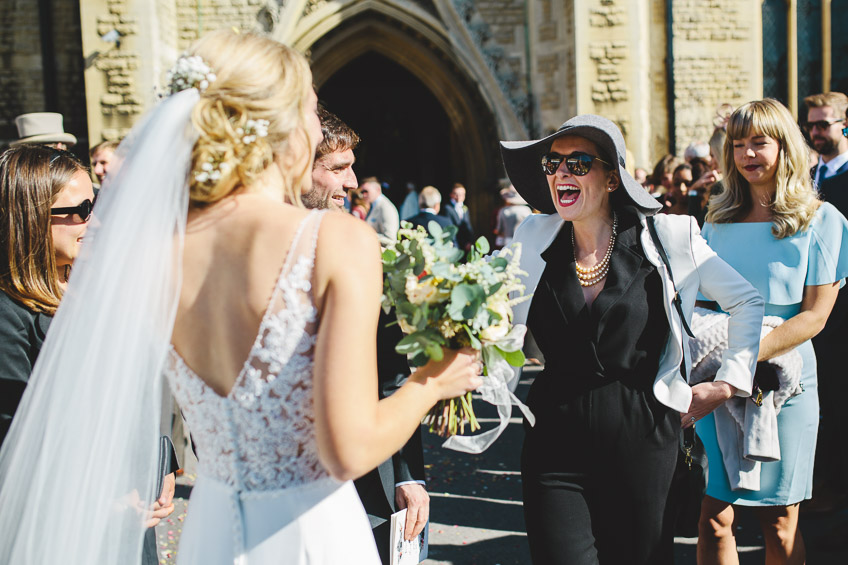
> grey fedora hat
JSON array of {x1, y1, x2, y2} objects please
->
[
  {"x1": 11, "y1": 113, "x2": 77, "y2": 147},
  {"x1": 500, "y1": 114, "x2": 660, "y2": 215}
]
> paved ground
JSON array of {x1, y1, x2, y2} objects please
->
[{"x1": 156, "y1": 366, "x2": 848, "y2": 564}]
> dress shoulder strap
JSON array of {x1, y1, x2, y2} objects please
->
[{"x1": 277, "y1": 210, "x2": 326, "y2": 284}]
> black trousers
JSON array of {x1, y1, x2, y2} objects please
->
[{"x1": 521, "y1": 378, "x2": 678, "y2": 565}]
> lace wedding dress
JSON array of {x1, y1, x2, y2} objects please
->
[{"x1": 165, "y1": 210, "x2": 380, "y2": 564}]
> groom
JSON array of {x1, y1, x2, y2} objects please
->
[{"x1": 305, "y1": 107, "x2": 429, "y2": 564}]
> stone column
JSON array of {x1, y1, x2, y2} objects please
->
[
  {"x1": 80, "y1": 0, "x2": 179, "y2": 144},
  {"x1": 669, "y1": 0, "x2": 763, "y2": 155},
  {"x1": 571, "y1": 0, "x2": 658, "y2": 170}
]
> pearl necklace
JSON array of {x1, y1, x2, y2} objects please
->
[{"x1": 572, "y1": 213, "x2": 617, "y2": 287}]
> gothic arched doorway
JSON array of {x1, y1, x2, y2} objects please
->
[
  {"x1": 307, "y1": 12, "x2": 503, "y2": 242},
  {"x1": 318, "y1": 52, "x2": 455, "y2": 199}
]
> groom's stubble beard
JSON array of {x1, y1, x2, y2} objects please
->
[{"x1": 301, "y1": 186, "x2": 330, "y2": 210}]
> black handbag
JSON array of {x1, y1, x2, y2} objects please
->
[{"x1": 646, "y1": 217, "x2": 707, "y2": 538}]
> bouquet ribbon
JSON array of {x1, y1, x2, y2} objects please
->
[{"x1": 441, "y1": 325, "x2": 536, "y2": 454}]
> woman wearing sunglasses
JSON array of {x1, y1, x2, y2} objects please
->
[
  {"x1": 500, "y1": 115, "x2": 764, "y2": 564},
  {"x1": 696, "y1": 99, "x2": 848, "y2": 563},
  {"x1": 0, "y1": 144, "x2": 93, "y2": 446}
]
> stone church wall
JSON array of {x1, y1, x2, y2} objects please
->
[
  {"x1": 670, "y1": 0, "x2": 762, "y2": 157},
  {"x1": 1, "y1": 0, "x2": 768, "y2": 166},
  {"x1": 0, "y1": 0, "x2": 87, "y2": 148}
]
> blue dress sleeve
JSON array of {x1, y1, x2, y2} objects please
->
[{"x1": 806, "y1": 202, "x2": 848, "y2": 286}]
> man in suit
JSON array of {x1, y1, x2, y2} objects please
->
[
  {"x1": 805, "y1": 91, "x2": 848, "y2": 514},
  {"x1": 407, "y1": 185, "x2": 456, "y2": 245},
  {"x1": 440, "y1": 182, "x2": 474, "y2": 250},
  {"x1": 302, "y1": 107, "x2": 359, "y2": 211},
  {"x1": 361, "y1": 177, "x2": 400, "y2": 246},
  {"x1": 306, "y1": 110, "x2": 429, "y2": 564}
]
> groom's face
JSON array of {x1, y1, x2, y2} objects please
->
[{"x1": 304, "y1": 149, "x2": 357, "y2": 211}]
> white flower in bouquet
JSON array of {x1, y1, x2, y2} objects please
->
[
  {"x1": 405, "y1": 274, "x2": 449, "y2": 306},
  {"x1": 479, "y1": 301, "x2": 512, "y2": 342}
]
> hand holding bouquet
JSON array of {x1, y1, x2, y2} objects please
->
[{"x1": 382, "y1": 221, "x2": 531, "y2": 445}]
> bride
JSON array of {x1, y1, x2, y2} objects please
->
[{"x1": 0, "y1": 30, "x2": 480, "y2": 564}]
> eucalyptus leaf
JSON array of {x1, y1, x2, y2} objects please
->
[
  {"x1": 410, "y1": 351, "x2": 430, "y2": 367},
  {"x1": 475, "y1": 236, "x2": 490, "y2": 255},
  {"x1": 489, "y1": 257, "x2": 508, "y2": 271},
  {"x1": 463, "y1": 324, "x2": 482, "y2": 349},
  {"x1": 396, "y1": 333, "x2": 424, "y2": 355},
  {"x1": 425, "y1": 341, "x2": 444, "y2": 361},
  {"x1": 395, "y1": 254, "x2": 411, "y2": 271},
  {"x1": 382, "y1": 248, "x2": 398, "y2": 263},
  {"x1": 448, "y1": 283, "x2": 485, "y2": 321},
  {"x1": 431, "y1": 263, "x2": 460, "y2": 281},
  {"x1": 427, "y1": 220, "x2": 443, "y2": 238},
  {"x1": 446, "y1": 248, "x2": 464, "y2": 263},
  {"x1": 503, "y1": 348, "x2": 526, "y2": 367}
]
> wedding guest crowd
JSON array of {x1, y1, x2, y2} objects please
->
[{"x1": 3, "y1": 25, "x2": 848, "y2": 565}]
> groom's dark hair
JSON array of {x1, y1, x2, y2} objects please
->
[{"x1": 314, "y1": 106, "x2": 360, "y2": 162}]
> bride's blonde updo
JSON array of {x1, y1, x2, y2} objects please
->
[{"x1": 183, "y1": 30, "x2": 315, "y2": 207}]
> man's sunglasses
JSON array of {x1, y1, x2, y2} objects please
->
[
  {"x1": 51, "y1": 198, "x2": 94, "y2": 223},
  {"x1": 804, "y1": 118, "x2": 843, "y2": 131},
  {"x1": 541, "y1": 152, "x2": 612, "y2": 176}
]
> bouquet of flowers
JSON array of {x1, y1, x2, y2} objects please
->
[{"x1": 382, "y1": 221, "x2": 530, "y2": 441}]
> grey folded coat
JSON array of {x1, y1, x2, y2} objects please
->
[{"x1": 689, "y1": 307, "x2": 803, "y2": 491}]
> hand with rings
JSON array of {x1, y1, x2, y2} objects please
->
[{"x1": 681, "y1": 381, "x2": 737, "y2": 428}]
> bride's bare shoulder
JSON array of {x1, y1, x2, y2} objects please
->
[{"x1": 317, "y1": 211, "x2": 380, "y2": 251}]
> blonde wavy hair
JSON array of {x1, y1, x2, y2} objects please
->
[
  {"x1": 185, "y1": 30, "x2": 316, "y2": 207},
  {"x1": 707, "y1": 98, "x2": 819, "y2": 238}
]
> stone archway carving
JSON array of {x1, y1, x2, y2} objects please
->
[
  {"x1": 280, "y1": 0, "x2": 527, "y2": 142},
  {"x1": 280, "y1": 1, "x2": 527, "y2": 231}
]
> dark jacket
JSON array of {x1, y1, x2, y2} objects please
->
[
  {"x1": 812, "y1": 162, "x2": 848, "y2": 339},
  {"x1": 0, "y1": 289, "x2": 52, "y2": 446},
  {"x1": 408, "y1": 211, "x2": 457, "y2": 246},
  {"x1": 441, "y1": 201, "x2": 474, "y2": 249},
  {"x1": 353, "y1": 309, "x2": 425, "y2": 564}
]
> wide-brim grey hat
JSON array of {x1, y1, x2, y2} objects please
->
[
  {"x1": 500, "y1": 114, "x2": 660, "y2": 215},
  {"x1": 10, "y1": 112, "x2": 77, "y2": 147}
]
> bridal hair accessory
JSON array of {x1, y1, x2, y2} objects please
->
[
  {"x1": 194, "y1": 160, "x2": 231, "y2": 184},
  {"x1": 237, "y1": 119, "x2": 270, "y2": 145},
  {"x1": 167, "y1": 55, "x2": 217, "y2": 94},
  {"x1": 193, "y1": 119, "x2": 269, "y2": 184}
]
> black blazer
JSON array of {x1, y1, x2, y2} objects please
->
[
  {"x1": 0, "y1": 290, "x2": 52, "y2": 446},
  {"x1": 812, "y1": 164, "x2": 848, "y2": 340},
  {"x1": 353, "y1": 309, "x2": 425, "y2": 521},
  {"x1": 408, "y1": 211, "x2": 457, "y2": 246}
]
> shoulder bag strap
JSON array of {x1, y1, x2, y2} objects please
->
[
  {"x1": 647, "y1": 216, "x2": 699, "y2": 448},
  {"x1": 646, "y1": 216, "x2": 695, "y2": 338}
]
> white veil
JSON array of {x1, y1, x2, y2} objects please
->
[{"x1": 0, "y1": 89, "x2": 198, "y2": 563}]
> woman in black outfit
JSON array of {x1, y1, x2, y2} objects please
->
[{"x1": 499, "y1": 115, "x2": 764, "y2": 564}]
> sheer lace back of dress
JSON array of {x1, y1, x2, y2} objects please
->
[{"x1": 165, "y1": 210, "x2": 328, "y2": 491}]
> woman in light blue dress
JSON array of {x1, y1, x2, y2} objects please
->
[{"x1": 696, "y1": 98, "x2": 848, "y2": 564}]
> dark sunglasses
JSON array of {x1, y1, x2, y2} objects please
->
[
  {"x1": 51, "y1": 198, "x2": 94, "y2": 223},
  {"x1": 541, "y1": 152, "x2": 612, "y2": 176},
  {"x1": 804, "y1": 118, "x2": 843, "y2": 131}
]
